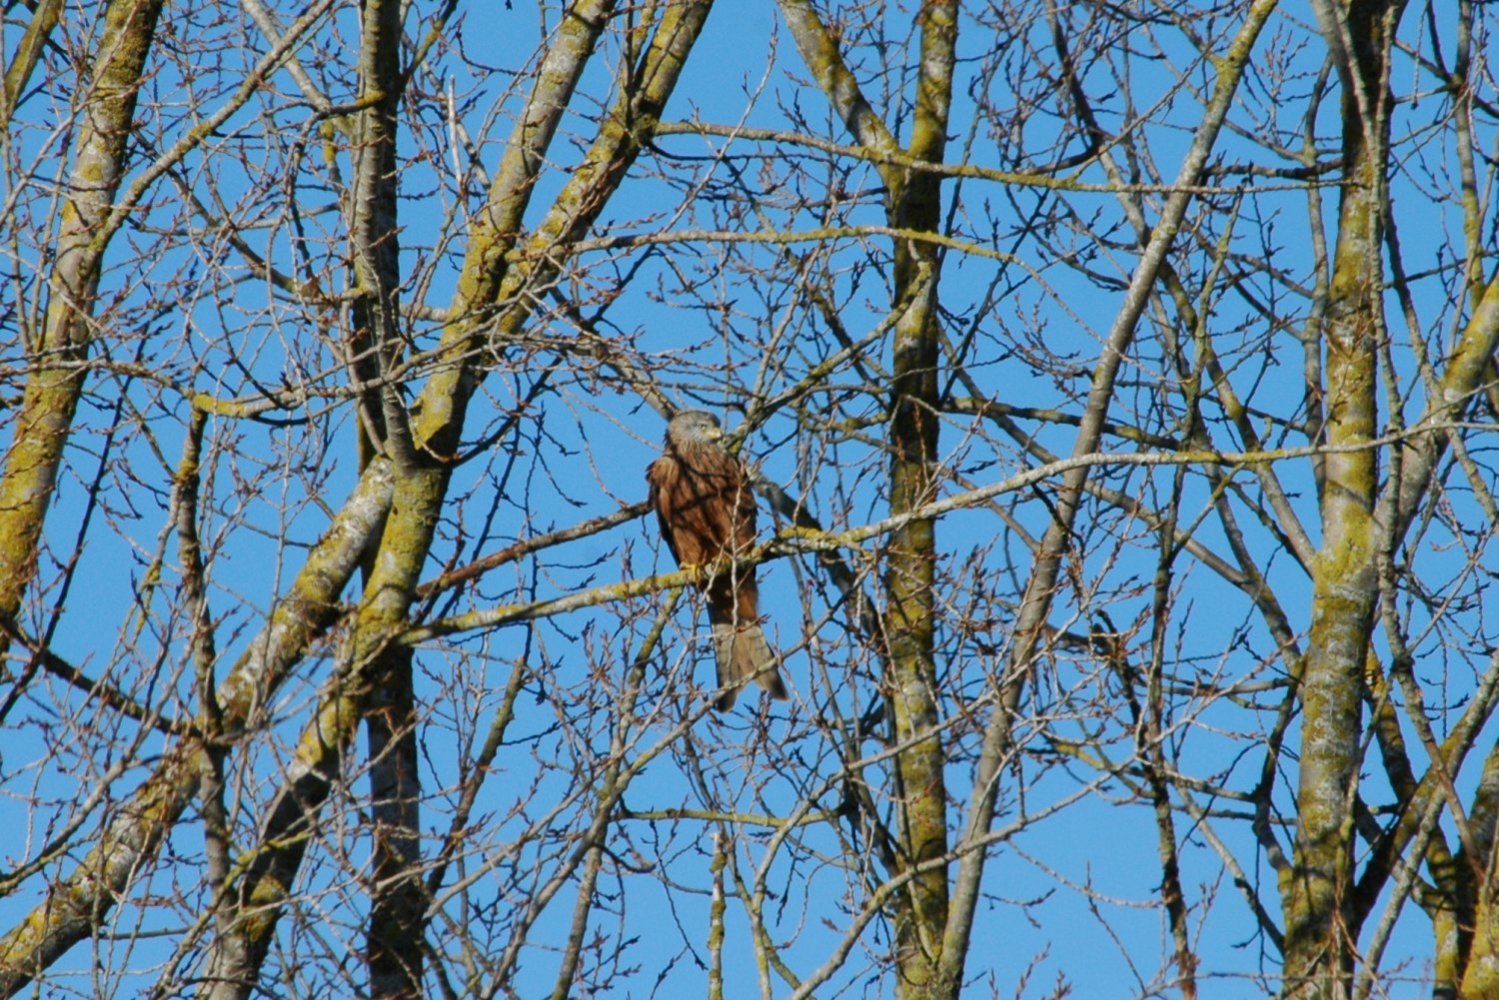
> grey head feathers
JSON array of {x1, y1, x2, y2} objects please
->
[{"x1": 664, "y1": 410, "x2": 724, "y2": 448}]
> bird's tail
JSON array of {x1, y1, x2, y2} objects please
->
[{"x1": 709, "y1": 617, "x2": 787, "y2": 711}]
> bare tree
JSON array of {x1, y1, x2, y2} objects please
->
[{"x1": 2, "y1": 1, "x2": 1498, "y2": 998}]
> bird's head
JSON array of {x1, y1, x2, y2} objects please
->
[{"x1": 665, "y1": 410, "x2": 724, "y2": 448}]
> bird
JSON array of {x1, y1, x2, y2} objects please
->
[{"x1": 645, "y1": 410, "x2": 788, "y2": 710}]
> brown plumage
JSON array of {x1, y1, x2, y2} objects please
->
[{"x1": 646, "y1": 411, "x2": 788, "y2": 710}]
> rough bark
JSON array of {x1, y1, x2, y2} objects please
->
[
  {"x1": 343, "y1": 0, "x2": 426, "y2": 992},
  {"x1": 776, "y1": 3, "x2": 957, "y2": 992},
  {"x1": 883, "y1": 3, "x2": 958, "y2": 995},
  {"x1": 1283, "y1": 4, "x2": 1405, "y2": 997},
  {"x1": 0, "y1": 0, "x2": 165, "y2": 661}
]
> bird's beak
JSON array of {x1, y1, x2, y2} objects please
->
[{"x1": 707, "y1": 425, "x2": 723, "y2": 440}]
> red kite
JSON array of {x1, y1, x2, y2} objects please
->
[{"x1": 646, "y1": 411, "x2": 788, "y2": 710}]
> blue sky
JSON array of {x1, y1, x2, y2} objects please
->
[{"x1": 1, "y1": 2, "x2": 1492, "y2": 997}]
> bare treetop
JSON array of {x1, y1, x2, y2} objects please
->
[{"x1": 1, "y1": 3, "x2": 1497, "y2": 999}]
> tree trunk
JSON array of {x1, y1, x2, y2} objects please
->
[
  {"x1": 1283, "y1": 4, "x2": 1404, "y2": 997},
  {"x1": 0, "y1": 0, "x2": 164, "y2": 659}
]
